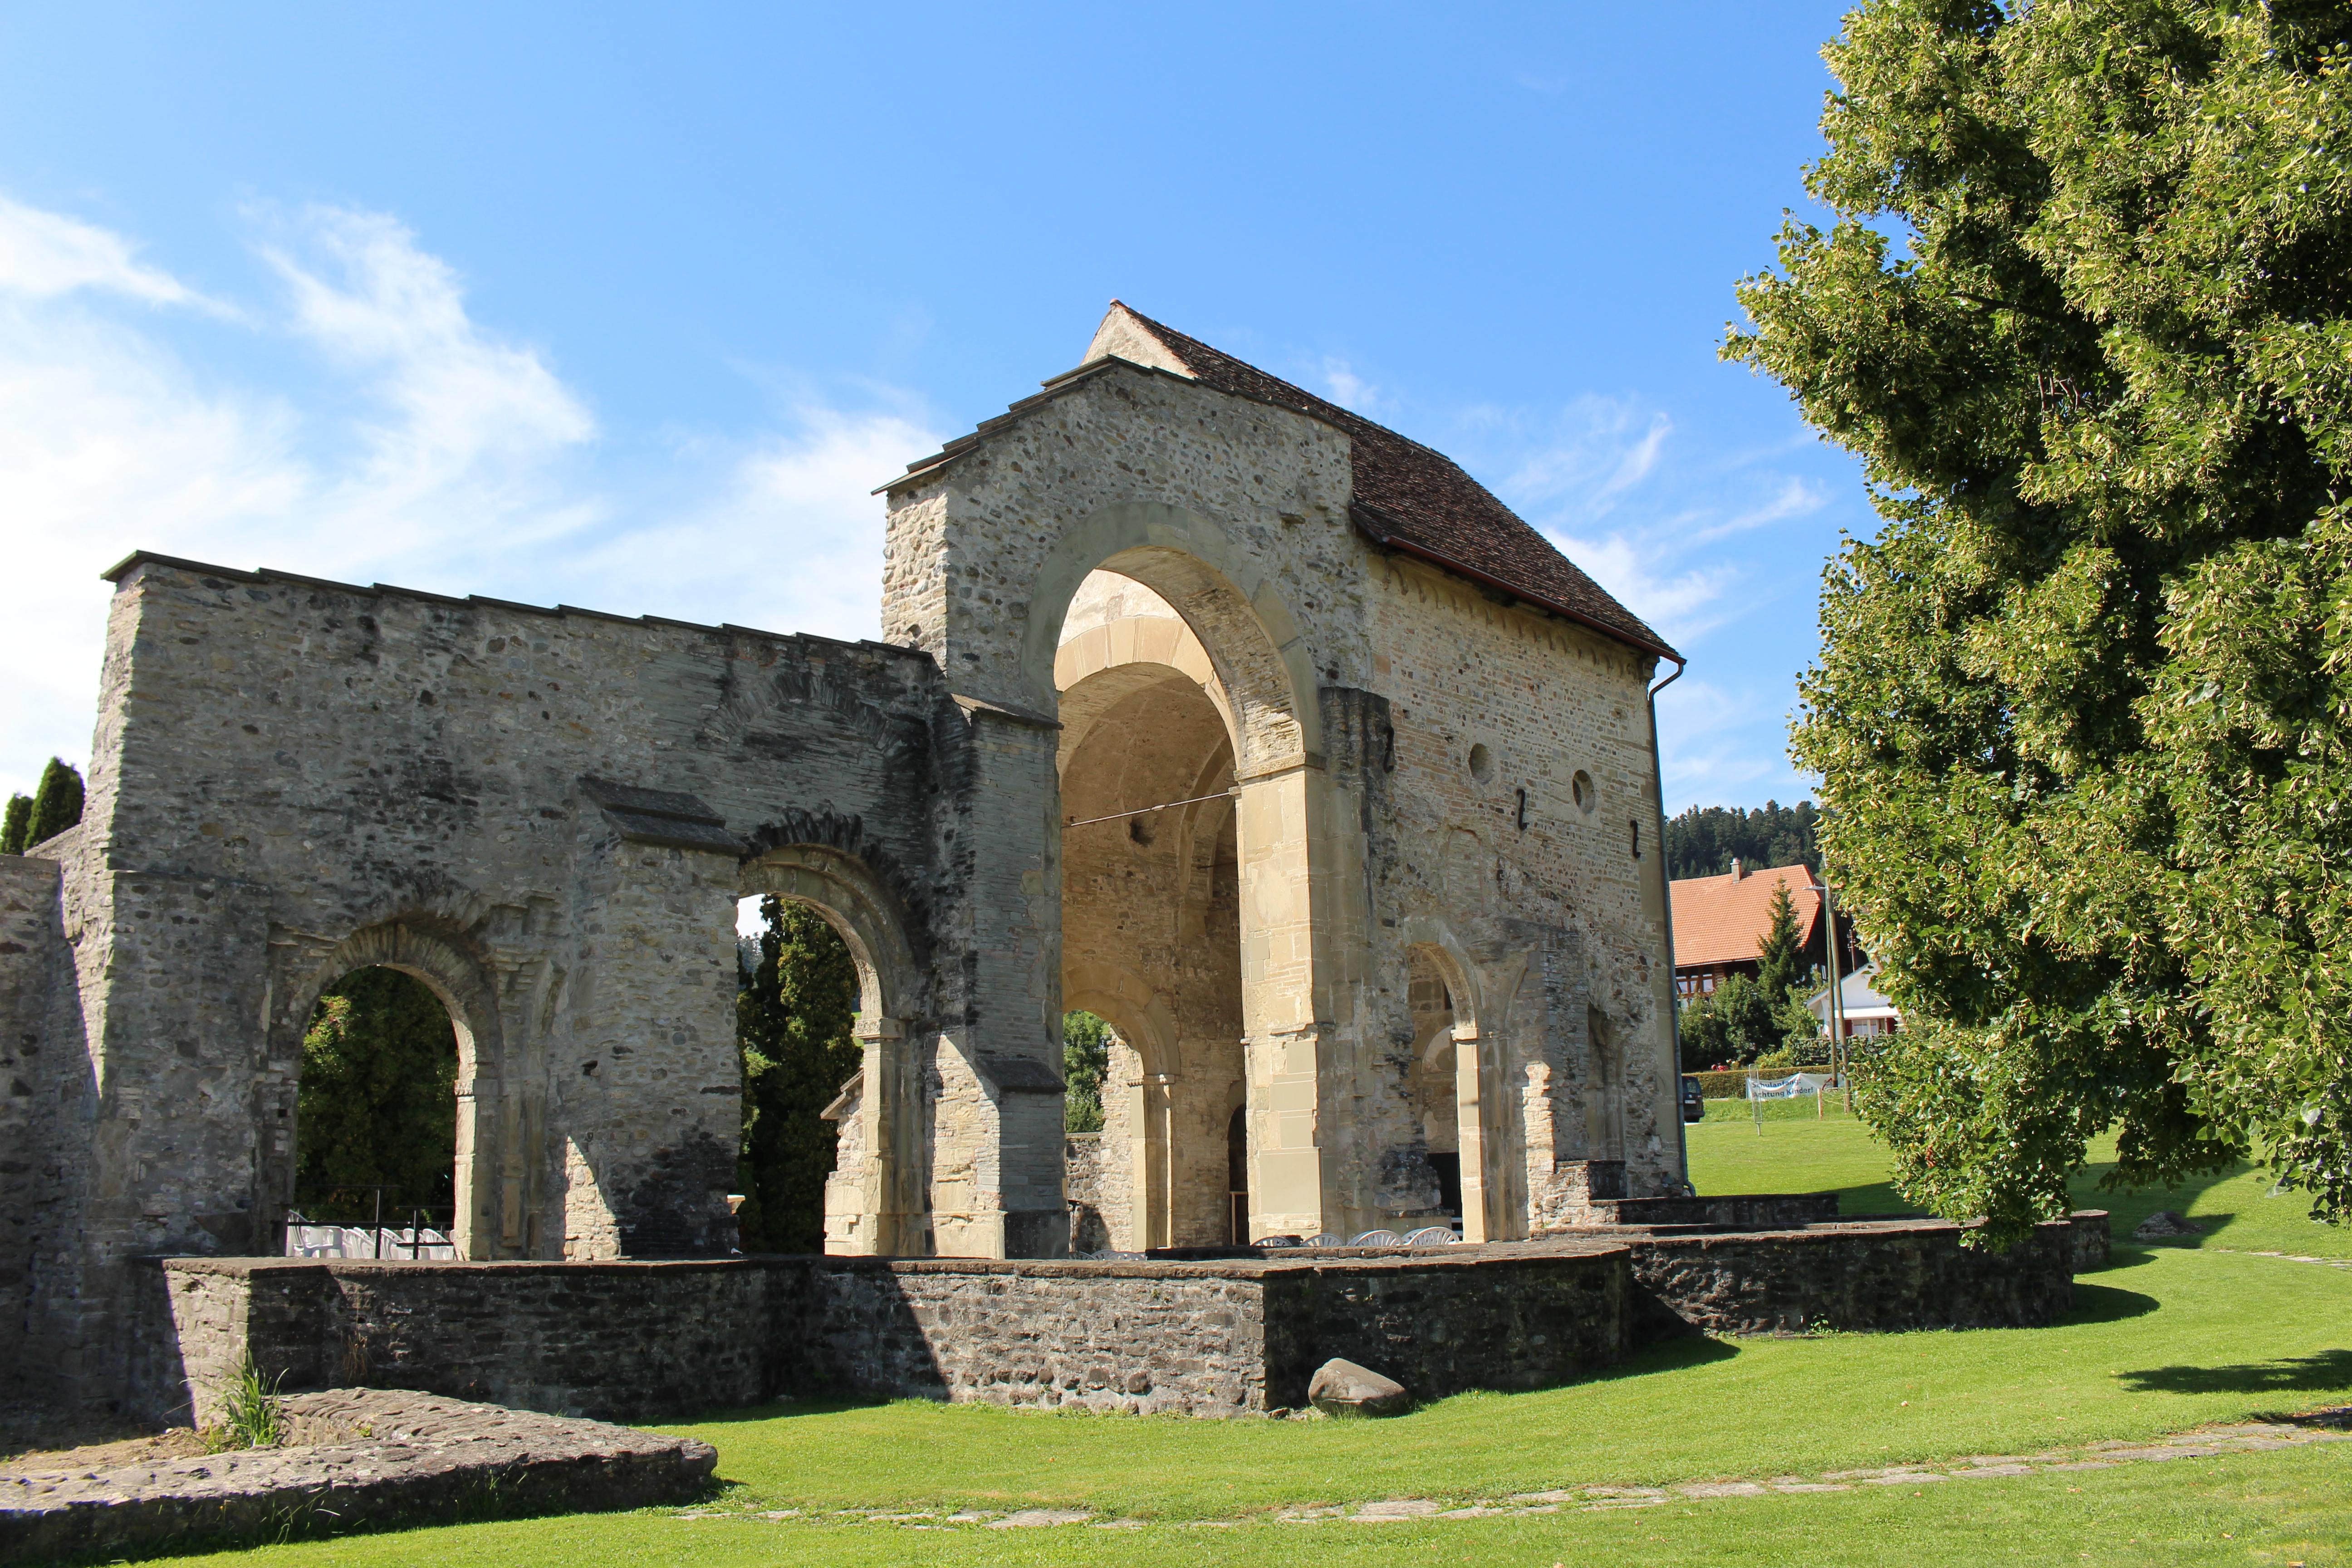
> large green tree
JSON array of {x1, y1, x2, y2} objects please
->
[
  {"x1": 735, "y1": 897, "x2": 861, "y2": 1254},
  {"x1": 296, "y1": 967, "x2": 460, "y2": 1223},
  {"x1": 1730, "y1": 0, "x2": 2352, "y2": 1240}
]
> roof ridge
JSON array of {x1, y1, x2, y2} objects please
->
[
  {"x1": 1111, "y1": 305, "x2": 1677, "y2": 662},
  {"x1": 1116, "y1": 304, "x2": 1461, "y2": 466}
]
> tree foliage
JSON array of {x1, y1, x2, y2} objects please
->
[
  {"x1": 1729, "y1": 0, "x2": 2352, "y2": 1240},
  {"x1": 3, "y1": 758, "x2": 83, "y2": 855},
  {"x1": 1665, "y1": 801, "x2": 1823, "y2": 879},
  {"x1": 25, "y1": 759, "x2": 83, "y2": 848},
  {"x1": 296, "y1": 967, "x2": 459, "y2": 1223},
  {"x1": 1754, "y1": 882, "x2": 1811, "y2": 1001},
  {"x1": 1063, "y1": 1010, "x2": 1111, "y2": 1133},
  {"x1": 735, "y1": 897, "x2": 861, "y2": 1254}
]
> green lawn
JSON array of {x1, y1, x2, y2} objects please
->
[
  {"x1": 1688, "y1": 1111, "x2": 2352, "y2": 1259},
  {"x1": 182, "y1": 1442, "x2": 2352, "y2": 1568},
  {"x1": 168, "y1": 1122, "x2": 2351, "y2": 1567}
]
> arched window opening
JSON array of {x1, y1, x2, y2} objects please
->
[
  {"x1": 1063, "y1": 1010, "x2": 1111, "y2": 1133},
  {"x1": 734, "y1": 892, "x2": 862, "y2": 1254},
  {"x1": 291, "y1": 966, "x2": 459, "y2": 1257}
]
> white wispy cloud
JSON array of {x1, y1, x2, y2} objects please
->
[
  {"x1": 1320, "y1": 357, "x2": 1378, "y2": 412},
  {"x1": 0, "y1": 195, "x2": 935, "y2": 799},
  {"x1": 0, "y1": 194, "x2": 207, "y2": 305}
]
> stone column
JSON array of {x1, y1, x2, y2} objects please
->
[
  {"x1": 936, "y1": 699, "x2": 1067, "y2": 1258},
  {"x1": 853, "y1": 1015, "x2": 925, "y2": 1256},
  {"x1": 1453, "y1": 1023, "x2": 1496, "y2": 1242},
  {"x1": 1235, "y1": 763, "x2": 1336, "y2": 1240}
]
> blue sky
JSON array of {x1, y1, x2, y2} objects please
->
[{"x1": 0, "y1": 2, "x2": 1867, "y2": 810}]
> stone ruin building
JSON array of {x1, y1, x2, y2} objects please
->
[{"x1": 2, "y1": 305, "x2": 2097, "y2": 1425}]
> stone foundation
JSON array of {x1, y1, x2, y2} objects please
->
[
  {"x1": 131, "y1": 1213, "x2": 2095, "y2": 1426},
  {"x1": 0, "y1": 1388, "x2": 714, "y2": 1562}
]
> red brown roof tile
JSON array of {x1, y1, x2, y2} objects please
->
[
  {"x1": 1102, "y1": 305, "x2": 1678, "y2": 662},
  {"x1": 1669, "y1": 862, "x2": 1823, "y2": 970}
]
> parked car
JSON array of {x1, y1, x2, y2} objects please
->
[{"x1": 1680, "y1": 1074, "x2": 1705, "y2": 1123}]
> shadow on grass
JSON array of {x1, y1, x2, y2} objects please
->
[
  {"x1": 2062, "y1": 1283, "x2": 2160, "y2": 1325},
  {"x1": 2117, "y1": 1350, "x2": 2352, "y2": 1397},
  {"x1": 672, "y1": 1395, "x2": 897, "y2": 1426},
  {"x1": 2079, "y1": 1249, "x2": 2156, "y2": 1274}
]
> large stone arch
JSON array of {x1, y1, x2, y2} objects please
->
[
  {"x1": 1020, "y1": 501, "x2": 1315, "y2": 769},
  {"x1": 1023, "y1": 506, "x2": 1339, "y2": 1241},
  {"x1": 271, "y1": 917, "x2": 506, "y2": 1261}
]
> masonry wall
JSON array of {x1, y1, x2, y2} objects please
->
[
  {"x1": 882, "y1": 357, "x2": 1684, "y2": 1247},
  {"x1": 132, "y1": 1249, "x2": 1632, "y2": 1424},
  {"x1": 1362, "y1": 554, "x2": 1678, "y2": 1226},
  {"x1": 41, "y1": 555, "x2": 975, "y2": 1406},
  {"x1": 0, "y1": 854, "x2": 76, "y2": 1400}
]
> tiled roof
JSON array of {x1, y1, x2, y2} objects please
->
[
  {"x1": 1669, "y1": 863, "x2": 1822, "y2": 970},
  {"x1": 1098, "y1": 305, "x2": 1678, "y2": 662}
]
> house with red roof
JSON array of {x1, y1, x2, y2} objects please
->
[{"x1": 1668, "y1": 859, "x2": 1838, "y2": 1001}]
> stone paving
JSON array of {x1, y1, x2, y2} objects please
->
[
  {"x1": 664, "y1": 1414, "x2": 2351, "y2": 1532},
  {"x1": 1, "y1": 1389, "x2": 717, "y2": 1560}
]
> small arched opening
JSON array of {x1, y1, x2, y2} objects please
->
[
  {"x1": 737, "y1": 843, "x2": 924, "y2": 1257},
  {"x1": 276, "y1": 920, "x2": 502, "y2": 1259},
  {"x1": 291, "y1": 968, "x2": 461, "y2": 1257}
]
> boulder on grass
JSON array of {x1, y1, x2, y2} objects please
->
[
  {"x1": 2133, "y1": 1210, "x2": 2203, "y2": 1240},
  {"x1": 1308, "y1": 1358, "x2": 1410, "y2": 1417}
]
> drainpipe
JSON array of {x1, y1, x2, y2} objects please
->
[{"x1": 1645, "y1": 655, "x2": 1690, "y2": 1191}]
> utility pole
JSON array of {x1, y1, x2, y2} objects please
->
[{"x1": 1810, "y1": 875, "x2": 1847, "y2": 1109}]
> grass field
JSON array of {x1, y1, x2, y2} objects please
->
[
  {"x1": 1688, "y1": 1106, "x2": 2352, "y2": 1259},
  {"x1": 175, "y1": 1120, "x2": 2351, "y2": 1567}
]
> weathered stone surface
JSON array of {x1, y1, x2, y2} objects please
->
[
  {"x1": 1614, "y1": 1216, "x2": 2082, "y2": 1337},
  {"x1": 6, "y1": 313, "x2": 1703, "y2": 1414},
  {"x1": 127, "y1": 1212, "x2": 2082, "y2": 1426},
  {"x1": 0, "y1": 1388, "x2": 713, "y2": 1562},
  {"x1": 2134, "y1": 1210, "x2": 2203, "y2": 1240},
  {"x1": 1308, "y1": 1358, "x2": 1410, "y2": 1416}
]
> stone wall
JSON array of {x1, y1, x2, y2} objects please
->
[
  {"x1": 132, "y1": 1216, "x2": 2080, "y2": 1427},
  {"x1": 30, "y1": 555, "x2": 988, "y2": 1408},
  {"x1": 0, "y1": 853, "x2": 74, "y2": 1400},
  {"x1": 1618, "y1": 1218, "x2": 2082, "y2": 1337},
  {"x1": 134, "y1": 1248, "x2": 1630, "y2": 1424}
]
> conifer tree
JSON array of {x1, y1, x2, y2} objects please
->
[
  {"x1": 735, "y1": 897, "x2": 860, "y2": 1253},
  {"x1": 0, "y1": 795, "x2": 29, "y2": 856},
  {"x1": 21, "y1": 759, "x2": 82, "y2": 849},
  {"x1": 1754, "y1": 882, "x2": 1808, "y2": 1002},
  {"x1": 295, "y1": 968, "x2": 460, "y2": 1222},
  {"x1": 1063, "y1": 1010, "x2": 1111, "y2": 1132}
]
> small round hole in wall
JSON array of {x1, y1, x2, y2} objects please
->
[
  {"x1": 1468, "y1": 744, "x2": 1494, "y2": 784},
  {"x1": 1572, "y1": 769, "x2": 1596, "y2": 813}
]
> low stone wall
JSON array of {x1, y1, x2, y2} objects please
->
[
  {"x1": 137, "y1": 1246, "x2": 1632, "y2": 1424},
  {"x1": 795, "y1": 1259, "x2": 1273, "y2": 1415},
  {"x1": 134, "y1": 1257, "x2": 784, "y2": 1426},
  {"x1": 133, "y1": 1215, "x2": 2086, "y2": 1427},
  {"x1": 1617, "y1": 1217, "x2": 2082, "y2": 1337},
  {"x1": 1, "y1": 1388, "x2": 714, "y2": 1562},
  {"x1": 1583, "y1": 1193, "x2": 1841, "y2": 1229},
  {"x1": 1256, "y1": 1249, "x2": 1626, "y2": 1409}
]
